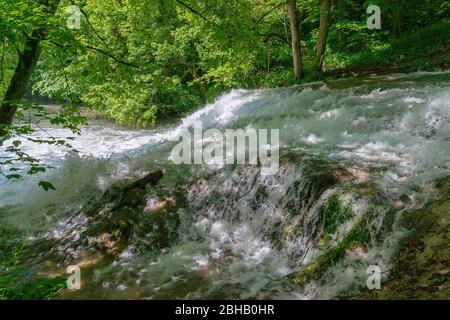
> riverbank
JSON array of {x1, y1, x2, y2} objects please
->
[
  {"x1": 310, "y1": 19, "x2": 450, "y2": 82},
  {"x1": 353, "y1": 178, "x2": 450, "y2": 300},
  {"x1": 323, "y1": 49, "x2": 450, "y2": 80}
]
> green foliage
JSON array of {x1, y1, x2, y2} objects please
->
[
  {"x1": 0, "y1": 0, "x2": 62, "y2": 97},
  {"x1": 0, "y1": 242, "x2": 66, "y2": 300},
  {"x1": 38, "y1": 181, "x2": 56, "y2": 191},
  {"x1": 2, "y1": 0, "x2": 450, "y2": 128},
  {"x1": 323, "y1": 194, "x2": 353, "y2": 236},
  {"x1": 0, "y1": 101, "x2": 86, "y2": 191},
  {"x1": 0, "y1": 0, "x2": 87, "y2": 189},
  {"x1": 328, "y1": 20, "x2": 375, "y2": 53},
  {"x1": 392, "y1": 19, "x2": 450, "y2": 55},
  {"x1": 324, "y1": 18, "x2": 450, "y2": 71},
  {"x1": 10, "y1": 277, "x2": 67, "y2": 300}
]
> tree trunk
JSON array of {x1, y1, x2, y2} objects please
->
[
  {"x1": 286, "y1": 0, "x2": 302, "y2": 81},
  {"x1": 0, "y1": 32, "x2": 43, "y2": 129},
  {"x1": 0, "y1": 1, "x2": 58, "y2": 136},
  {"x1": 314, "y1": 0, "x2": 332, "y2": 72}
]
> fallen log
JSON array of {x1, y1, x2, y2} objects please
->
[{"x1": 67, "y1": 170, "x2": 164, "y2": 223}]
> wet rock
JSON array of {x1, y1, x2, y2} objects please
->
[
  {"x1": 97, "y1": 233, "x2": 121, "y2": 255},
  {"x1": 131, "y1": 195, "x2": 182, "y2": 254},
  {"x1": 287, "y1": 184, "x2": 379, "y2": 287},
  {"x1": 144, "y1": 197, "x2": 176, "y2": 213},
  {"x1": 53, "y1": 170, "x2": 185, "y2": 258},
  {"x1": 37, "y1": 252, "x2": 105, "y2": 279},
  {"x1": 346, "y1": 167, "x2": 371, "y2": 183},
  {"x1": 272, "y1": 155, "x2": 357, "y2": 251},
  {"x1": 78, "y1": 170, "x2": 164, "y2": 219}
]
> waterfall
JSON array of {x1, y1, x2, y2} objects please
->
[{"x1": 1, "y1": 71, "x2": 450, "y2": 299}]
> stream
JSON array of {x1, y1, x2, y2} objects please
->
[{"x1": 1, "y1": 70, "x2": 450, "y2": 299}]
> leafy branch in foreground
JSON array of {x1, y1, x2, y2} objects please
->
[
  {"x1": 0, "y1": 241, "x2": 67, "y2": 300},
  {"x1": 0, "y1": 100, "x2": 86, "y2": 191}
]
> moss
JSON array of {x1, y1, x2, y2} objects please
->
[
  {"x1": 295, "y1": 262, "x2": 321, "y2": 286},
  {"x1": 319, "y1": 221, "x2": 369, "y2": 268},
  {"x1": 283, "y1": 171, "x2": 337, "y2": 217},
  {"x1": 322, "y1": 194, "x2": 353, "y2": 236},
  {"x1": 291, "y1": 190, "x2": 369, "y2": 286},
  {"x1": 295, "y1": 220, "x2": 369, "y2": 286}
]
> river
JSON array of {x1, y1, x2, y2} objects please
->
[{"x1": 1, "y1": 70, "x2": 450, "y2": 299}]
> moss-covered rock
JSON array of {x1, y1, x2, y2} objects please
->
[
  {"x1": 292, "y1": 189, "x2": 372, "y2": 286},
  {"x1": 274, "y1": 153, "x2": 358, "y2": 249},
  {"x1": 131, "y1": 196, "x2": 182, "y2": 254},
  {"x1": 354, "y1": 178, "x2": 450, "y2": 299},
  {"x1": 54, "y1": 170, "x2": 186, "y2": 258},
  {"x1": 322, "y1": 194, "x2": 354, "y2": 236},
  {"x1": 295, "y1": 219, "x2": 369, "y2": 286}
]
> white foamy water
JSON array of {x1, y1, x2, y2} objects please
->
[{"x1": 1, "y1": 71, "x2": 450, "y2": 299}]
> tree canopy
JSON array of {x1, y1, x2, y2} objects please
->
[{"x1": 0, "y1": 0, "x2": 448, "y2": 129}]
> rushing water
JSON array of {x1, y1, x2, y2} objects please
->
[{"x1": 1, "y1": 71, "x2": 450, "y2": 299}]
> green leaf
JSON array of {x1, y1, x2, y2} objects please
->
[
  {"x1": 15, "y1": 112, "x2": 24, "y2": 120},
  {"x1": 38, "y1": 181, "x2": 56, "y2": 192},
  {"x1": 12, "y1": 140, "x2": 21, "y2": 147},
  {"x1": 6, "y1": 174, "x2": 22, "y2": 180},
  {"x1": 27, "y1": 166, "x2": 46, "y2": 175}
]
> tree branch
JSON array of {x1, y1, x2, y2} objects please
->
[
  {"x1": 48, "y1": 40, "x2": 141, "y2": 69},
  {"x1": 256, "y1": 2, "x2": 286, "y2": 23},
  {"x1": 258, "y1": 32, "x2": 291, "y2": 45},
  {"x1": 175, "y1": 0, "x2": 209, "y2": 22},
  {"x1": 85, "y1": 45, "x2": 141, "y2": 69},
  {"x1": 69, "y1": 0, "x2": 109, "y2": 49}
]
